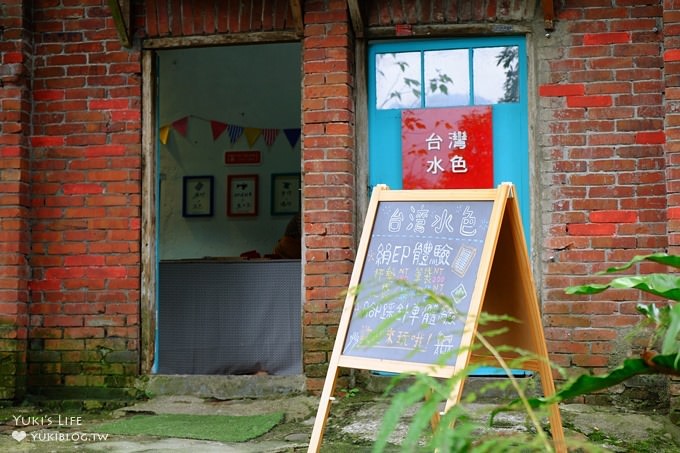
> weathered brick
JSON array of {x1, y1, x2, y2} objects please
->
[
  {"x1": 665, "y1": 49, "x2": 680, "y2": 61},
  {"x1": 567, "y1": 223, "x2": 617, "y2": 236},
  {"x1": 589, "y1": 210, "x2": 638, "y2": 223},
  {"x1": 566, "y1": 95, "x2": 613, "y2": 108},
  {"x1": 636, "y1": 131, "x2": 665, "y2": 144},
  {"x1": 539, "y1": 83, "x2": 586, "y2": 97},
  {"x1": 60, "y1": 183, "x2": 103, "y2": 196}
]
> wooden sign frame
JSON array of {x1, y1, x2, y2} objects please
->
[{"x1": 308, "y1": 183, "x2": 565, "y2": 452}]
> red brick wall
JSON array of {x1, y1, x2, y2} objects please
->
[
  {"x1": 2, "y1": 0, "x2": 676, "y2": 407},
  {"x1": 143, "y1": 0, "x2": 295, "y2": 37},
  {"x1": 665, "y1": 3, "x2": 680, "y2": 253},
  {"x1": 27, "y1": 1, "x2": 143, "y2": 398},
  {"x1": 301, "y1": 0, "x2": 356, "y2": 393},
  {"x1": 360, "y1": 0, "x2": 670, "y2": 406},
  {"x1": 366, "y1": 0, "x2": 535, "y2": 25},
  {"x1": 0, "y1": 0, "x2": 31, "y2": 402},
  {"x1": 664, "y1": 0, "x2": 680, "y2": 420},
  {"x1": 538, "y1": 2, "x2": 667, "y2": 403}
]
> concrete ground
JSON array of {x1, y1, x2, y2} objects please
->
[
  {"x1": 2, "y1": 392, "x2": 680, "y2": 452},
  {"x1": 2, "y1": 374, "x2": 680, "y2": 452}
]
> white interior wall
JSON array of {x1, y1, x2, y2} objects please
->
[{"x1": 158, "y1": 43, "x2": 302, "y2": 260}]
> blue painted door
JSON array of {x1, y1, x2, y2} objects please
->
[
  {"x1": 367, "y1": 37, "x2": 530, "y2": 376},
  {"x1": 368, "y1": 36, "x2": 529, "y2": 245}
]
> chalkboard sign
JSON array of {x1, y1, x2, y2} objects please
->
[
  {"x1": 309, "y1": 184, "x2": 565, "y2": 453},
  {"x1": 342, "y1": 200, "x2": 493, "y2": 366}
]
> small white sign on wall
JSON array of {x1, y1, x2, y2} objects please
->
[
  {"x1": 271, "y1": 173, "x2": 300, "y2": 216},
  {"x1": 227, "y1": 174, "x2": 258, "y2": 217}
]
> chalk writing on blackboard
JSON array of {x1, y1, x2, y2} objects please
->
[{"x1": 342, "y1": 200, "x2": 493, "y2": 366}]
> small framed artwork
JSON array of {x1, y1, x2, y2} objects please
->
[
  {"x1": 271, "y1": 173, "x2": 301, "y2": 216},
  {"x1": 227, "y1": 174, "x2": 258, "y2": 217},
  {"x1": 182, "y1": 175, "x2": 214, "y2": 217}
]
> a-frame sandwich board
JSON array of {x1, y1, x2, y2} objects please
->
[{"x1": 308, "y1": 183, "x2": 565, "y2": 452}]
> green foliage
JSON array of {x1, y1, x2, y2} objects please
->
[
  {"x1": 565, "y1": 252, "x2": 680, "y2": 300},
  {"x1": 352, "y1": 279, "x2": 560, "y2": 452},
  {"x1": 500, "y1": 253, "x2": 680, "y2": 415},
  {"x1": 372, "y1": 370, "x2": 557, "y2": 453},
  {"x1": 428, "y1": 70, "x2": 454, "y2": 97},
  {"x1": 362, "y1": 253, "x2": 680, "y2": 451},
  {"x1": 565, "y1": 273, "x2": 680, "y2": 301},
  {"x1": 566, "y1": 252, "x2": 680, "y2": 366},
  {"x1": 340, "y1": 387, "x2": 360, "y2": 398},
  {"x1": 496, "y1": 46, "x2": 519, "y2": 103}
]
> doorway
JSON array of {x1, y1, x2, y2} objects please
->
[
  {"x1": 152, "y1": 43, "x2": 303, "y2": 376},
  {"x1": 367, "y1": 36, "x2": 529, "y2": 241},
  {"x1": 367, "y1": 36, "x2": 531, "y2": 377}
]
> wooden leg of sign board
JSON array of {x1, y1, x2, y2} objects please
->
[
  {"x1": 435, "y1": 351, "x2": 565, "y2": 452},
  {"x1": 421, "y1": 376, "x2": 466, "y2": 452},
  {"x1": 307, "y1": 362, "x2": 339, "y2": 453},
  {"x1": 477, "y1": 188, "x2": 566, "y2": 453},
  {"x1": 538, "y1": 360, "x2": 566, "y2": 453},
  {"x1": 505, "y1": 191, "x2": 566, "y2": 453},
  {"x1": 309, "y1": 184, "x2": 390, "y2": 452},
  {"x1": 433, "y1": 186, "x2": 566, "y2": 453},
  {"x1": 425, "y1": 388, "x2": 442, "y2": 430}
]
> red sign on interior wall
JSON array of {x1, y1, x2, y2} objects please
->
[
  {"x1": 225, "y1": 151, "x2": 261, "y2": 165},
  {"x1": 402, "y1": 106, "x2": 493, "y2": 189}
]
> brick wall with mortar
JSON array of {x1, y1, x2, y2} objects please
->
[
  {"x1": 2, "y1": 0, "x2": 679, "y2": 410},
  {"x1": 26, "y1": 1, "x2": 143, "y2": 400},
  {"x1": 664, "y1": 0, "x2": 680, "y2": 421},
  {"x1": 364, "y1": 0, "x2": 672, "y2": 407},
  {"x1": 536, "y1": 1, "x2": 670, "y2": 408},
  {"x1": 300, "y1": 0, "x2": 357, "y2": 394},
  {"x1": 0, "y1": 0, "x2": 31, "y2": 403},
  {"x1": 0, "y1": 0, "x2": 309, "y2": 403}
]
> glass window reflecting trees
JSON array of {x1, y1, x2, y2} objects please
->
[{"x1": 375, "y1": 46, "x2": 519, "y2": 110}]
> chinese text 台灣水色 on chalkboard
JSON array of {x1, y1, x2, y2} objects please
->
[{"x1": 342, "y1": 200, "x2": 493, "y2": 366}]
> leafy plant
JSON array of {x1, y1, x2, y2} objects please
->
[
  {"x1": 340, "y1": 386, "x2": 360, "y2": 398},
  {"x1": 372, "y1": 370, "x2": 560, "y2": 452},
  {"x1": 501, "y1": 252, "x2": 680, "y2": 412},
  {"x1": 496, "y1": 46, "x2": 519, "y2": 103},
  {"x1": 348, "y1": 254, "x2": 680, "y2": 451},
  {"x1": 353, "y1": 279, "x2": 570, "y2": 452}
]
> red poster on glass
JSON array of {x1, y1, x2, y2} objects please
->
[{"x1": 402, "y1": 106, "x2": 493, "y2": 189}]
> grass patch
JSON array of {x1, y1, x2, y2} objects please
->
[{"x1": 95, "y1": 412, "x2": 284, "y2": 442}]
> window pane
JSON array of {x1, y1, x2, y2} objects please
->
[
  {"x1": 473, "y1": 46, "x2": 519, "y2": 104},
  {"x1": 375, "y1": 52, "x2": 421, "y2": 110},
  {"x1": 424, "y1": 49, "x2": 469, "y2": 107}
]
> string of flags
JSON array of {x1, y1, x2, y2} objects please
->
[{"x1": 159, "y1": 114, "x2": 301, "y2": 149}]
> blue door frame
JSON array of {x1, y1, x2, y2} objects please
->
[
  {"x1": 368, "y1": 36, "x2": 529, "y2": 245},
  {"x1": 367, "y1": 36, "x2": 531, "y2": 377}
]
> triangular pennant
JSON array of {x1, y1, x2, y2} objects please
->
[
  {"x1": 159, "y1": 125, "x2": 170, "y2": 145},
  {"x1": 244, "y1": 127, "x2": 262, "y2": 147},
  {"x1": 262, "y1": 128, "x2": 280, "y2": 147},
  {"x1": 228, "y1": 124, "x2": 244, "y2": 143},
  {"x1": 172, "y1": 117, "x2": 189, "y2": 137},
  {"x1": 211, "y1": 121, "x2": 228, "y2": 141},
  {"x1": 284, "y1": 128, "x2": 301, "y2": 148}
]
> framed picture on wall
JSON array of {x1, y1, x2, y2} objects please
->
[
  {"x1": 271, "y1": 173, "x2": 301, "y2": 216},
  {"x1": 182, "y1": 175, "x2": 214, "y2": 217},
  {"x1": 227, "y1": 174, "x2": 258, "y2": 217}
]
